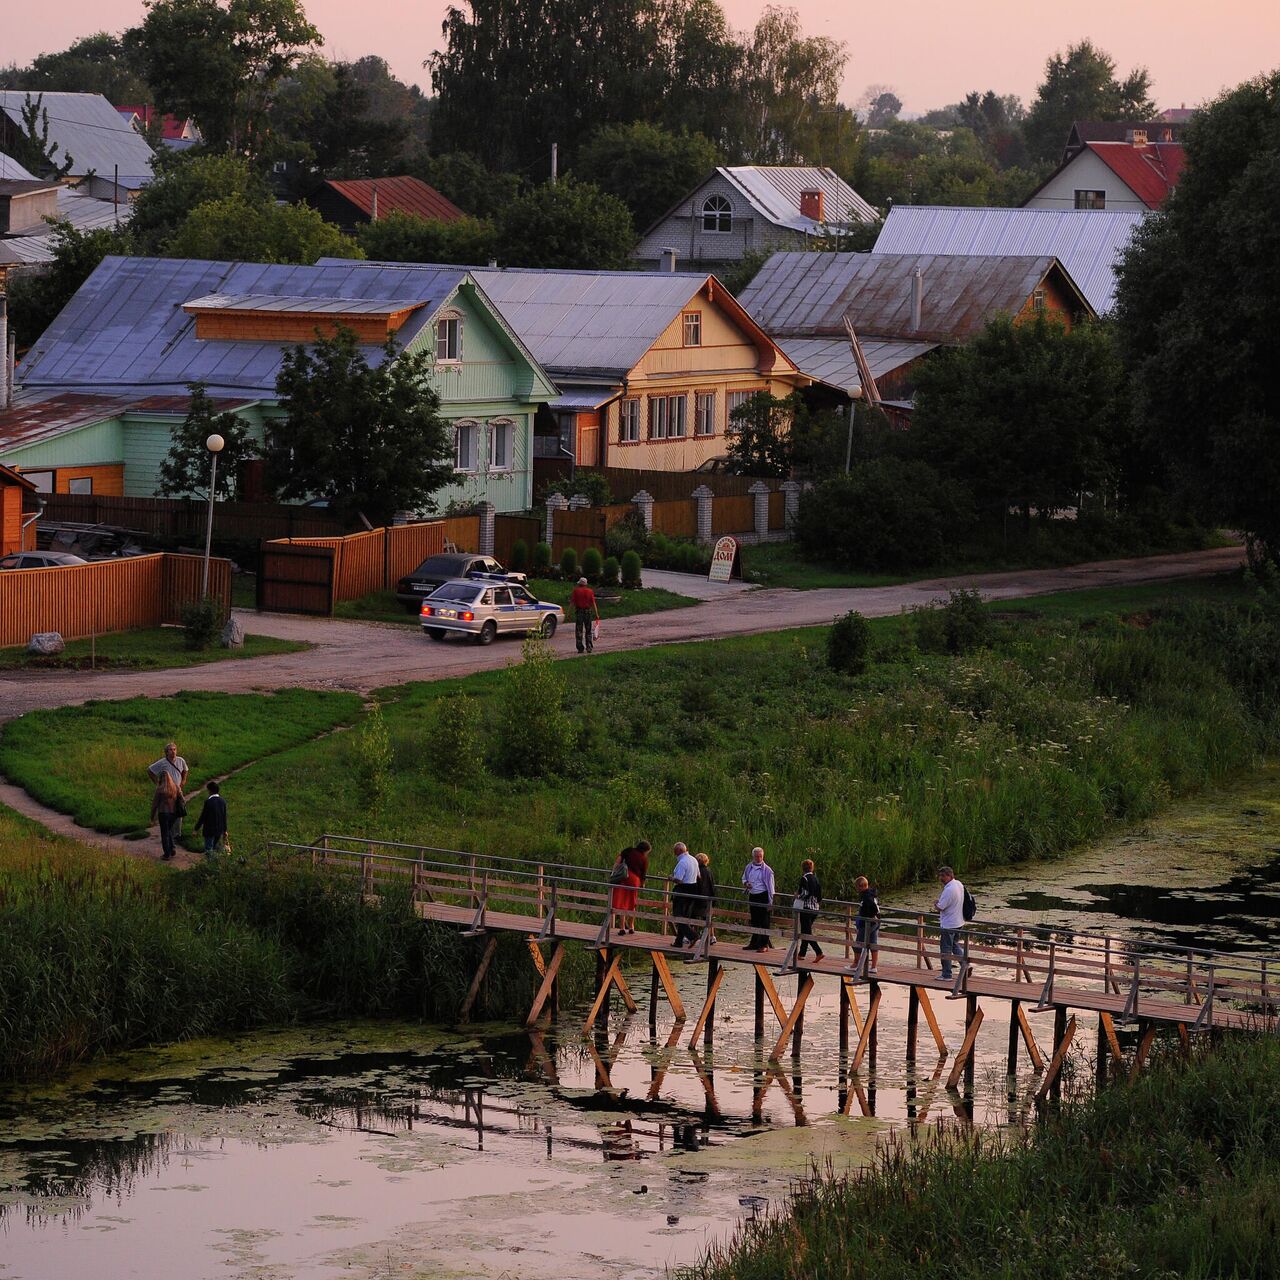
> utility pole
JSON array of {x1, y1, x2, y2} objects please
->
[{"x1": 551, "y1": 143, "x2": 558, "y2": 185}]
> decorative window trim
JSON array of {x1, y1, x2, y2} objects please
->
[
  {"x1": 682, "y1": 311, "x2": 702, "y2": 347},
  {"x1": 454, "y1": 418, "x2": 480, "y2": 472},
  {"x1": 701, "y1": 194, "x2": 732, "y2": 234},
  {"x1": 694, "y1": 391, "x2": 716, "y2": 436},
  {"x1": 648, "y1": 394, "x2": 688, "y2": 440},
  {"x1": 618, "y1": 398, "x2": 641, "y2": 445},
  {"x1": 436, "y1": 310, "x2": 464, "y2": 363},
  {"x1": 488, "y1": 417, "x2": 515, "y2": 472}
]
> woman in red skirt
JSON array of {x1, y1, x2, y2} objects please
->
[{"x1": 611, "y1": 847, "x2": 642, "y2": 934}]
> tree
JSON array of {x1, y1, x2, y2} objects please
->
[
  {"x1": 266, "y1": 329, "x2": 455, "y2": 526},
  {"x1": 6, "y1": 222, "x2": 129, "y2": 348},
  {"x1": 157, "y1": 384, "x2": 259, "y2": 499},
  {"x1": 409, "y1": 152, "x2": 521, "y2": 220},
  {"x1": 493, "y1": 178, "x2": 634, "y2": 269},
  {"x1": 954, "y1": 90, "x2": 1029, "y2": 168},
  {"x1": 358, "y1": 211, "x2": 497, "y2": 265},
  {"x1": 0, "y1": 33, "x2": 151, "y2": 101},
  {"x1": 8, "y1": 94, "x2": 74, "y2": 179},
  {"x1": 129, "y1": 152, "x2": 271, "y2": 252},
  {"x1": 858, "y1": 84, "x2": 902, "y2": 129},
  {"x1": 911, "y1": 314, "x2": 1125, "y2": 531},
  {"x1": 129, "y1": 0, "x2": 320, "y2": 155},
  {"x1": 574, "y1": 121, "x2": 720, "y2": 230},
  {"x1": 725, "y1": 392, "x2": 799, "y2": 476},
  {"x1": 1024, "y1": 40, "x2": 1155, "y2": 164},
  {"x1": 1114, "y1": 72, "x2": 1280, "y2": 565},
  {"x1": 165, "y1": 194, "x2": 363, "y2": 262}
]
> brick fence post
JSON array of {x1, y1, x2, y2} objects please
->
[
  {"x1": 780, "y1": 480, "x2": 802, "y2": 530},
  {"x1": 568, "y1": 493, "x2": 591, "y2": 510},
  {"x1": 692, "y1": 485, "x2": 714, "y2": 545},
  {"x1": 478, "y1": 501, "x2": 496, "y2": 556},
  {"x1": 545, "y1": 492, "x2": 568, "y2": 546},
  {"x1": 749, "y1": 481, "x2": 770, "y2": 539},
  {"x1": 631, "y1": 490, "x2": 654, "y2": 533}
]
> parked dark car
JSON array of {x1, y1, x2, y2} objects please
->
[
  {"x1": 394, "y1": 553, "x2": 523, "y2": 612},
  {"x1": 0, "y1": 551, "x2": 88, "y2": 569}
]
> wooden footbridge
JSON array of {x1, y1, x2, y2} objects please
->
[{"x1": 270, "y1": 836, "x2": 1280, "y2": 1107}]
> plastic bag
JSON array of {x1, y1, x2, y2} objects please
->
[{"x1": 592, "y1": 618, "x2": 601, "y2": 642}]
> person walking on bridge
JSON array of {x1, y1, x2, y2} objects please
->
[
  {"x1": 670, "y1": 842, "x2": 700, "y2": 948},
  {"x1": 742, "y1": 846, "x2": 775, "y2": 951},
  {"x1": 935, "y1": 865, "x2": 967, "y2": 981},
  {"x1": 793, "y1": 859, "x2": 824, "y2": 960}
]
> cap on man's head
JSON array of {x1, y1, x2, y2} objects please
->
[{"x1": 578, "y1": 577, "x2": 588, "y2": 585}]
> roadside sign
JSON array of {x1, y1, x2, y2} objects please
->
[{"x1": 709, "y1": 535, "x2": 740, "y2": 582}]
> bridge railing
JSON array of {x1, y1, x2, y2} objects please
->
[{"x1": 267, "y1": 835, "x2": 1279, "y2": 1025}]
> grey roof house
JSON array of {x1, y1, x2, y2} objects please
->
[{"x1": 633, "y1": 166, "x2": 878, "y2": 269}]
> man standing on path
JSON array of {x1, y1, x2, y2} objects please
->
[
  {"x1": 742, "y1": 846, "x2": 776, "y2": 951},
  {"x1": 570, "y1": 576, "x2": 599, "y2": 654},
  {"x1": 935, "y1": 865, "x2": 967, "y2": 982},
  {"x1": 670, "y1": 842, "x2": 700, "y2": 948},
  {"x1": 147, "y1": 741, "x2": 188, "y2": 794}
]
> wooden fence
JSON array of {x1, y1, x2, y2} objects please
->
[
  {"x1": 595, "y1": 467, "x2": 783, "y2": 502},
  {"x1": 768, "y1": 490, "x2": 786, "y2": 530},
  {"x1": 494, "y1": 514, "x2": 541, "y2": 566},
  {"x1": 650, "y1": 498, "x2": 698, "y2": 539},
  {"x1": 443, "y1": 515, "x2": 481, "y2": 552},
  {"x1": 0, "y1": 553, "x2": 231, "y2": 648},
  {"x1": 40, "y1": 493, "x2": 348, "y2": 542},
  {"x1": 711, "y1": 495, "x2": 756, "y2": 535},
  {"x1": 551, "y1": 507, "x2": 608, "y2": 561}
]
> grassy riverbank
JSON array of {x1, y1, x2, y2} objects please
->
[{"x1": 681, "y1": 1034, "x2": 1280, "y2": 1279}]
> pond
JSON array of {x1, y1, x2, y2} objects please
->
[{"x1": 2, "y1": 768, "x2": 1277, "y2": 1279}]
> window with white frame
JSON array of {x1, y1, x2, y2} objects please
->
[
  {"x1": 694, "y1": 391, "x2": 716, "y2": 436},
  {"x1": 619, "y1": 398, "x2": 640, "y2": 443},
  {"x1": 436, "y1": 312, "x2": 462, "y2": 361},
  {"x1": 488, "y1": 418, "x2": 514, "y2": 471},
  {"x1": 726, "y1": 389, "x2": 761, "y2": 434},
  {"x1": 1032, "y1": 286, "x2": 1047, "y2": 312},
  {"x1": 702, "y1": 194, "x2": 732, "y2": 233},
  {"x1": 649, "y1": 394, "x2": 687, "y2": 440},
  {"x1": 455, "y1": 420, "x2": 478, "y2": 472},
  {"x1": 682, "y1": 312, "x2": 702, "y2": 347},
  {"x1": 1074, "y1": 189, "x2": 1105, "y2": 210}
]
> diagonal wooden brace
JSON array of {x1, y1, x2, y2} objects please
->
[
  {"x1": 850, "y1": 985, "x2": 882, "y2": 1072},
  {"x1": 651, "y1": 951, "x2": 686, "y2": 1021},
  {"x1": 945, "y1": 1005, "x2": 984, "y2": 1090},
  {"x1": 525, "y1": 941, "x2": 565, "y2": 1026},
  {"x1": 914, "y1": 984, "x2": 948, "y2": 1058},
  {"x1": 768, "y1": 973, "x2": 814, "y2": 1061},
  {"x1": 1035, "y1": 1013, "x2": 1077, "y2": 1102},
  {"x1": 688, "y1": 964, "x2": 725, "y2": 1049}
]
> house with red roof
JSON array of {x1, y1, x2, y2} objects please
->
[
  {"x1": 116, "y1": 105, "x2": 201, "y2": 147},
  {"x1": 307, "y1": 177, "x2": 465, "y2": 234},
  {"x1": 1024, "y1": 127, "x2": 1184, "y2": 212}
]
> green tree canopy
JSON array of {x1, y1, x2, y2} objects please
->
[
  {"x1": 164, "y1": 194, "x2": 363, "y2": 262},
  {"x1": 1023, "y1": 40, "x2": 1155, "y2": 164},
  {"x1": 157, "y1": 384, "x2": 259, "y2": 499},
  {"x1": 129, "y1": 0, "x2": 321, "y2": 154},
  {"x1": 911, "y1": 314, "x2": 1125, "y2": 529},
  {"x1": 1114, "y1": 72, "x2": 1280, "y2": 565},
  {"x1": 0, "y1": 33, "x2": 151, "y2": 101},
  {"x1": 573, "y1": 122, "x2": 720, "y2": 230},
  {"x1": 129, "y1": 152, "x2": 271, "y2": 252},
  {"x1": 409, "y1": 152, "x2": 521, "y2": 220},
  {"x1": 357, "y1": 211, "x2": 497, "y2": 265},
  {"x1": 266, "y1": 329, "x2": 456, "y2": 526},
  {"x1": 493, "y1": 177, "x2": 634, "y2": 269}
]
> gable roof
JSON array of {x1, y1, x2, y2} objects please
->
[
  {"x1": 775, "y1": 336, "x2": 937, "y2": 397},
  {"x1": 0, "y1": 150, "x2": 38, "y2": 182},
  {"x1": 739, "y1": 251, "x2": 1090, "y2": 344},
  {"x1": 321, "y1": 177, "x2": 464, "y2": 224},
  {"x1": 0, "y1": 461, "x2": 37, "y2": 491},
  {"x1": 1084, "y1": 142, "x2": 1184, "y2": 209},
  {"x1": 116, "y1": 105, "x2": 195, "y2": 142},
  {"x1": 0, "y1": 188, "x2": 132, "y2": 266},
  {"x1": 872, "y1": 205, "x2": 1144, "y2": 314},
  {"x1": 0, "y1": 92, "x2": 155, "y2": 183},
  {"x1": 1066, "y1": 120, "x2": 1185, "y2": 155}
]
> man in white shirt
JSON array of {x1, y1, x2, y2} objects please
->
[
  {"x1": 741, "y1": 846, "x2": 776, "y2": 951},
  {"x1": 147, "y1": 741, "x2": 189, "y2": 792},
  {"x1": 934, "y1": 865, "x2": 966, "y2": 981},
  {"x1": 670, "y1": 842, "x2": 700, "y2": 948}
]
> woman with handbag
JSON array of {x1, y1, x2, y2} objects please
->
[
  {"x1": 610, "y1": 847, "x2": 642, "y2": 934},
  {"x1": 794, "y1": 859, "x2": 824, "y2": 960},
  {"x1": 151, "y1": 771, "x2": 183, "y2": 862}
]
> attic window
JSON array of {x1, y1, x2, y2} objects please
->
[
  {"x1": 682, "y1": 312, "x2": 702, "y2": 347},
  {"x1": 436, "y1": 312, "x2": 462, "y2": 362},
  {"x1": 1032, "y1": 287, "x2": 1047, "y2": 312},
  {"x1": 702, "y1": 194, "x2": 732, "y2": 233},
  {"x1": 1074, "y1": 190, "x2": 1106, "y2": 210}
]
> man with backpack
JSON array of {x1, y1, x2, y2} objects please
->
[{"x1": 935, "y1": 865, "x2": 975, "y2": 982}]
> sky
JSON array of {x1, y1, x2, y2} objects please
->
[{"x1": 8, "y1": 0, "x2": 1279, "y2": 115}]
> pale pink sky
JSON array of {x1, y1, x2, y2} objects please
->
[{"x1": 11, "y1": 0, "x2": 1279, "y2": 114}]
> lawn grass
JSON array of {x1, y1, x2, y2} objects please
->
[
  {"x1": 0, "y1": 690, "x2": 363, "y2": 836},
  {"x1": 334, "y1": 578, "x2": 695, "y2": 625},
  {"x1": 0, "y1": 627, "x2": 307, "y2": 671}
]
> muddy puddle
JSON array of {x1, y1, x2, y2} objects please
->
[{"x1": 2, "y1": 768, "x2": 1277, "y2": 1279}]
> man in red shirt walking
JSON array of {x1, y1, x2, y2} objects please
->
[{"x1": 570, "y1": 576, "x2": 599, "y2": 654}]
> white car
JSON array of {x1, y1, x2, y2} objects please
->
[{"x1": 420, "y1": 579, "x2": 563, "y2": 645}]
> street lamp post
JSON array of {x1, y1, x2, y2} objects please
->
[{"x1": 201, "y1": 433, "x2": 225, "y2": 598}]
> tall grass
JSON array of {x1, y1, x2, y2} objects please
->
[{"x1": 681, "y1": 1035, "x2": 1280, "y2": 1279}]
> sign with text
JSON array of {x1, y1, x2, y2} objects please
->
[{"x1": 709, "y1": 534, "x2": 740, "y2": 582}]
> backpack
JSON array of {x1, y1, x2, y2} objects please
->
[
  {"x1": 961, "y1": 887, "x2": 977, "y2": 922},
  {"x1": 608, "y1": 861, "x2": 629, "y2": 885}
]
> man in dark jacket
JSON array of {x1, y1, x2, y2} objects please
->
[{"x1": 194, "y1": 781, "x2": 228, "y2": 857}]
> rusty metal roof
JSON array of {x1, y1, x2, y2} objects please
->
[{"x1": 323, "y1": 176, "x2": 464, "y2": 223}]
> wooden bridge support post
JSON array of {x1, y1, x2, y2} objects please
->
[
  {"x1": 1008, "y1": 998, "x2": 1020, "y2": 1076},
  {"x1": 649, "y1": 962, "x2": 660, "y2": 1037},
  {"x1": 460, "y1": 935, "x2": 499, "y2": 1023},
  {"x1": 840, "y1": 977, "x2": 851, "y2": 1058},
  {"x1": 906, "y1": 985, "x2": 920, "y2": 1062},
  {"x1": 704, "y1": 958, "x2": 720, "y2": 1048},
  {"x1": 1035, "y1": 1013, "x2": 1077, "y2": 1105},
  {"x1": 851, "y1": 984, "x2": 882, "y2": 1073},
  {"x1": 769, "y1": 974, "x2": 814, "y2": 1062},
  {"x1": 754, "y1": 969, "x2": 765, "y2": 1041},
  {"x1": 963, "y1": 994, "x2": 978, "y2": 1094},
  {"x1": 1051, "y1": 1006, "x2": 1068, "y2": 1101},
  {"x1": 526, "y1": 941, "x2": 566, "y2": 1026},
  {"x1": 793, "y1": 973, "x2": 806, "y2": 1061}
]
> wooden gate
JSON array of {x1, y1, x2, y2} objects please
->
[{"x1": 257, "y1": 542, "x2": 335, "y2": 614}]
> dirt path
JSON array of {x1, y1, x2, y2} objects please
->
[{"x1": 0, "y1": 545, "x2": 1245, "y2": 721}]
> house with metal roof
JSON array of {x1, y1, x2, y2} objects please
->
[
  {"x1": 307, "y1": 177, "x2": 465, "y2": 234},
  {"x1": 871, "y1": 204, "x2": 1144, "y2": 315},
  {"x1": 1024, "y1": 136, "x2": 1184, "y2": 213},
  {"x1": 1062, "y1": 120, "x2": 1185, "y2": 163},
  {"x1": 0, "y1": 92, "x2": 155, "y2": 192},
  {"x1": 738, "y1": 251, "x2": 1092, "y2": 406},
  {"x1": 2, "y1": 256, "x2": 557, "y2": 513},
  {"x1": 633, "y1": 166, "x2": 878, "y2": 269},
  {"x1": 463, "y1": 266, "x2": 811, "y2": 474}
]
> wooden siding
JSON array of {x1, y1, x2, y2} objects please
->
[
  {"x1": 189, "y1": 310, "x2": 414, "y2": 344},
  {"x1": 45, "y1": 463, "x2": 125, "y2": 495},
  {"x1": 0, "y1": 553, "x2": 231, "y2": 648},
  {"x1": 1, "y1": 486, "x2": 23, "y2": 555},
  {"x1": 1015, "y1": 272, "x2": 1078, "y2": 330}
]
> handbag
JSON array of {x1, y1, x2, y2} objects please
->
[
  {"x1": 608, "y1": 861, "x2": 629, "y2": 885},
  {"x1": 793, "y1": 893, "x2": 819, "y2": 912},
  {"x1": 174, "y1": 794, "x2": 188, "y2": 818}
]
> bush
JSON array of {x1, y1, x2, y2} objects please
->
[
  {"x1": 795, "y1": 459, "x2": 975, "y2": 573},
  {"x1": 510, "y1": 539, "x2": 529, "y2": 573},
  {"x1": 432, "y1": 694, "x2": 484, "y2": 785},
  {"x1": 179, "y1": 597, "x2": 226, "y2": 650},
  {"x1": 532, "y1": 541, "x2": 553, "y2": 573},
  {"x1": 605, "y1": 509, "x2": 650, "y2": 561},
  {"x1": 496, "y1": 635, "x2": 575, "y2": 776},
  {"x1": 602, "y1": 555, "x2": 621, "y2": 586},
  {"x1": 350, "y1": 704, "x2": 392, "y2": 811},
  {"x1": 581, "y1": 547, "x2": 603, "y2": 581},
  {"x1": 621, "y1": 549, "x2": 642, "y2": 587},
  {"x1": 560, "y1": 546, "x2": 578, "y2": 580},
  {"x1": 942, "y1": 588, "x2": 992, "y2": 654},
  {"x1": 540, "y1": 470, "x2": 612, "y2": 507},
  {"x1": 828, "y1": 611, "x2": 871, "y2": 675}
]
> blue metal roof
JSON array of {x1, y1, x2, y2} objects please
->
[
  {"x1": 18, "y1": 257, "x2": 470, "y2": 396},
  {"x1": 0, "y1": 92, "x2": 155, "y2": 183}
]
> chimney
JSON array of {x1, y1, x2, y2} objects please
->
[
  {"x1": 370, "y1": 182, "x2": 379, "y2": 222},
  {"x1": 799, "y1": 189, "x2": 824, "y2": 222},
  {"x1": 1126, "y1": 127, "x2": 1148, "y2": 146},
  {"x1": 659, "y1": 247, "x2": 678, "y2": 273},
  {"x1": 910, "y1": 267, "x2": 923, "y2": 333}
]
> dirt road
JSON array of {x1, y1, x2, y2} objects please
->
[{"x1": 0, "y1": 546, "x2": 1244, "y2": 720}]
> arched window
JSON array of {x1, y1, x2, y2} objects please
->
[{"x1": 702, "y1": 194, "x2": 732, "y2": 233}]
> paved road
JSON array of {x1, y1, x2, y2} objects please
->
[{"x1": 0, "y1": 546, "x2": 1244, "y2": 719}]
